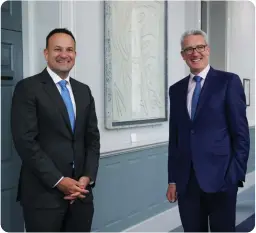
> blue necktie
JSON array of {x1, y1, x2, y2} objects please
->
[
  {"x1": 191, "y1": 76, "x2": 202, "y2": 120},
  {"x1": 58, "y1": 80, "x2": 75, "y2": 131}
]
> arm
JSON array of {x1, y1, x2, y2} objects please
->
[
  {"x1": 11, "y1": 80, "x2": 63, "y2": 188},
  {"x1": 82, "y1": 87, "x2": 100, "y2": 185},
  {"x1": 226, "y1": 74, "x2": 250, "y2": 182},
  {"x1": 166, "y1": 86, "x2": 178, "y2": 202},
  {"x1": 168, "y1": 86, "x2": 178, "y2": 184}
]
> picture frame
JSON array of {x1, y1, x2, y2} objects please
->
[
  {"x1": 104, "y1": 1, "x2": 168, "y2": 129},
  {"x1": 243, "y1": 78, "x2": 250, "y2": 106}
]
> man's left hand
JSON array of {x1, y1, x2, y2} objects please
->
[
  {"x1": 64, "y1": 176, "x2": 91, "y2": 203},
  {"x1": 78, "y1": 176, "x2": 90, "y2": 189}
]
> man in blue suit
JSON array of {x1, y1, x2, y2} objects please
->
[{"x1": 166, "y1": 29, "x2": 250, "y2": 232}]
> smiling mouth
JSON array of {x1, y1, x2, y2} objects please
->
[
  {"x1": 191, "y1": 58, "x2": 202, "y2": 63},
  {"x1": 57, "y1": 60, "x2": 70, "y2": 64}
]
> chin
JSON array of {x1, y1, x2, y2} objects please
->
[
  {"x1": 190, "y1": 67, "x2": 203, "y2": 74},
  {"x1": 58, "y1": 67, "x2": 72, "y2": 72}
]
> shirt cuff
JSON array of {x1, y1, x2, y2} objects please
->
[{"x1": 53, "y1": 176, "x2": 64, "y2": 188}]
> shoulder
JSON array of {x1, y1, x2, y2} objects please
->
[
  {"x1": 14, "y1": 72, "x2": 43, "y2": 92},
  {"x1": 210, "y1": 68, "x2": 243, "y2": 94},
  {"x1": 70, "y1": 78, "x2": 90, "y2": 91},
  {"x1": 70, "y1": 78, "x2": 95, "y2": 100},
  {"x1": 211, "y1": 68, "x2": 240, "y2": 82},
  {"x1": 169, "y1": 76, "x2": 189, "y2": 95}
]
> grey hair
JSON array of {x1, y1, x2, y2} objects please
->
[{"x1": 180, "y1": 29, "x2": 208, "y2": 49}]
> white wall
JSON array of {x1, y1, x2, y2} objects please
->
[
  {"x1": 22, "y1": 1, "x2": 254, "y2": 155},
  {"x1": 22, "y1": 1, "x2": 59, "y2": 77},
  {"x1": 22, "y1": 1, "x2": 200, "y2": 154},
  {"x1": 74, "y1": 1, "x2": 201, "y2": 153},
  {"x1": 226, "y1": 1, "x2": 255, "y2": 126},
  {"x1": 21, "y1": 0, "x2": 254, "y2": 153}
]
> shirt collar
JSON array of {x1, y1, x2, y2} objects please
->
[
  {"x1": 46, "y1": 66, "x2": 71, "y2": 85},
  {"x1": 190, "y1": 64, "x2": 210, "y2": 81}
]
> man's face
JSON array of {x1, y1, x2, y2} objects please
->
[
  {"x1": 44, "y1": 33, "x2": 76, "y2": 78},
  {"x1": 181, "y1": 35, "x2": 210, "y2": 74}
]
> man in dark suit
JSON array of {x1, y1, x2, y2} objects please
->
[
  {"x1": 166, "y1": 29, "x2": 250, "y2": 232},
  {"x1": 11, "y1": 28, "x2": 100, "y2": 232}
]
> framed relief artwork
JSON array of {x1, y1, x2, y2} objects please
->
[{"x1": 104, "y1": 1, "x2": 168, "y2": 129}]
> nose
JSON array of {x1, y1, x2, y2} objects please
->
[
  {"x1": 191, "y1": 48, "x2": 200, "y2": 55},
  {"x1": 59, "y1": 51, "x2": 68, "y2": 58}
]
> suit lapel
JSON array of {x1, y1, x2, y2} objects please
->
[
  {"x1": 70, "y1": 78, "x2": 82, "y2": 138},
  {"x1": 180, "y1": 75, "x2": 191, "y2": 122},
  {"x1": 194, "y1": 67, "x2": 218, "y2": 120},
  {"x1": 40, "y1": 69, "x2": 73, "y2": 135}
]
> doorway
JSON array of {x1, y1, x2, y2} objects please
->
[{"x1": 1, "y1": 1, "x2": 24, "y2": 231}]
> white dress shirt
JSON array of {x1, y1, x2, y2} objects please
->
[
  {"x1": 46, "y1": 67, "x2": 77, "y2": 187},
  {"x1": 187, "y1": 64, "x2": 210, "y2": 118},
  {"x1": 46, "y1": 67, "x2": 93, "y2": 188},
  {"x1": 47, "y1": 67, "x2": 76, "y2": 117}
]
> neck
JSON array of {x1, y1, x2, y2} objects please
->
[
  {"x1": 190, "y1": 65, "x2": 209, "y2": 75},
  {"x1": 47, "y1": 66, "x2": 69, "y2": 79},
  {"x1": 58, "y1": 73, "x2": 68, "y2": 80},
  {"x1": 53, "y1": 69, "x2": 69, "y2": 80},
  {"x1": 191, "y1": 70, "x2": 201, "y2": 75}
]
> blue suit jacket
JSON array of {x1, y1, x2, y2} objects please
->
[{"x1": 168, "y1": 67, "x2": 250, "y2": 194}]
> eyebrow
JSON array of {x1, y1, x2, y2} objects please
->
[
  {"x1": 183, "y1": 44, "x2": 205, "y2": 50},
  {"x1": 54, "y1": 46, "x2": 74, "y2": 50}
]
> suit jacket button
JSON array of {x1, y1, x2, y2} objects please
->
[{"x1": 191, "y1": 130, "x2": 195, "y2": 134}]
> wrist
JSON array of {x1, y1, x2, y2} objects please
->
[
  {"x1": 79, "y1": 176, "x2": 90, "y2": 186},
  {"x1": 81, "y1": 176, "x2": 90, "y2": 181}
]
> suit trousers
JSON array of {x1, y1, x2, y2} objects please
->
[
  {"x1": 23, "y1": 199, "x2": 94, "y2": 232},
  {"x1": 177, "y1": 168, "x2": 238, "y2": 232}
]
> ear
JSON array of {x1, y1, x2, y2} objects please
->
[
  {"x1": 44, "y1": 48, "x2": 48, "y2": 62},
  {"x1": 206, "y1": 45, "x2": 210, "y2": 54},
  {"x1": 180, "y1": 51, "x2": 186, "y2": 61}
]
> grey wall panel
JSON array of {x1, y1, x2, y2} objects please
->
[
  {"x1": 92, "y1": 145, "x2": 170, "y2": 232},
  {"x1": 1, "y1": 87, "x2": 13, "y2": 162},
  {"x1": 247, "y1": 127, "x2": 255, "y2": 173},
  {"x1": 1, "y1": 188, "x2": 24, "y2": 232}
]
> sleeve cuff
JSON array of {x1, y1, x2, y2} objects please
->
[{"x1": 53, "y1": 176, "x2": 64, "y2": 188}]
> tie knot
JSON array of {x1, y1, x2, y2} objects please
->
[
  {"x1": 193, "y1": 76, "x2": 202, "y2": 83},
  {"x1": 58, "y1": 80, "x2": 67, "y2": 89}
]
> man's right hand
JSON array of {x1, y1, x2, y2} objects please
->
[
  {"x1": 166, "y1": 183, "x2": 177, "y2": 203},
  {"x1": 56, "y1": 177, "x2": 88, "y2": 196}
]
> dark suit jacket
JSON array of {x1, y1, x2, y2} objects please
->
[
  {"x1": 168, "y1": 67, "x2": 250, "y2": 194},
  {"x1": 11, "y1": 69, "x2": 100, "y2": 208}
]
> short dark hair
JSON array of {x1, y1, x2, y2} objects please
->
[{"x1": 46, "y1": 28, "x2": 76, "y2": 48}]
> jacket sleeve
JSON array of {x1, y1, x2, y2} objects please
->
[
  {"x1": 83, "y1": 86, "x2": 100, "y2": 184},
  {"x1": 168, "y1": 86, "x2": 178, "y2": 183},
  {"x1": 11, "y1": 80, "x2": 63, "y2": 188},
  {"x1": 226, "y1": 74, "x2": 250, "y2": 182}
]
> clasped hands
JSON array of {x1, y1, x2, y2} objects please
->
[{"x1": 57, "y1": 176, "x2": 90, "y2": 204}]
